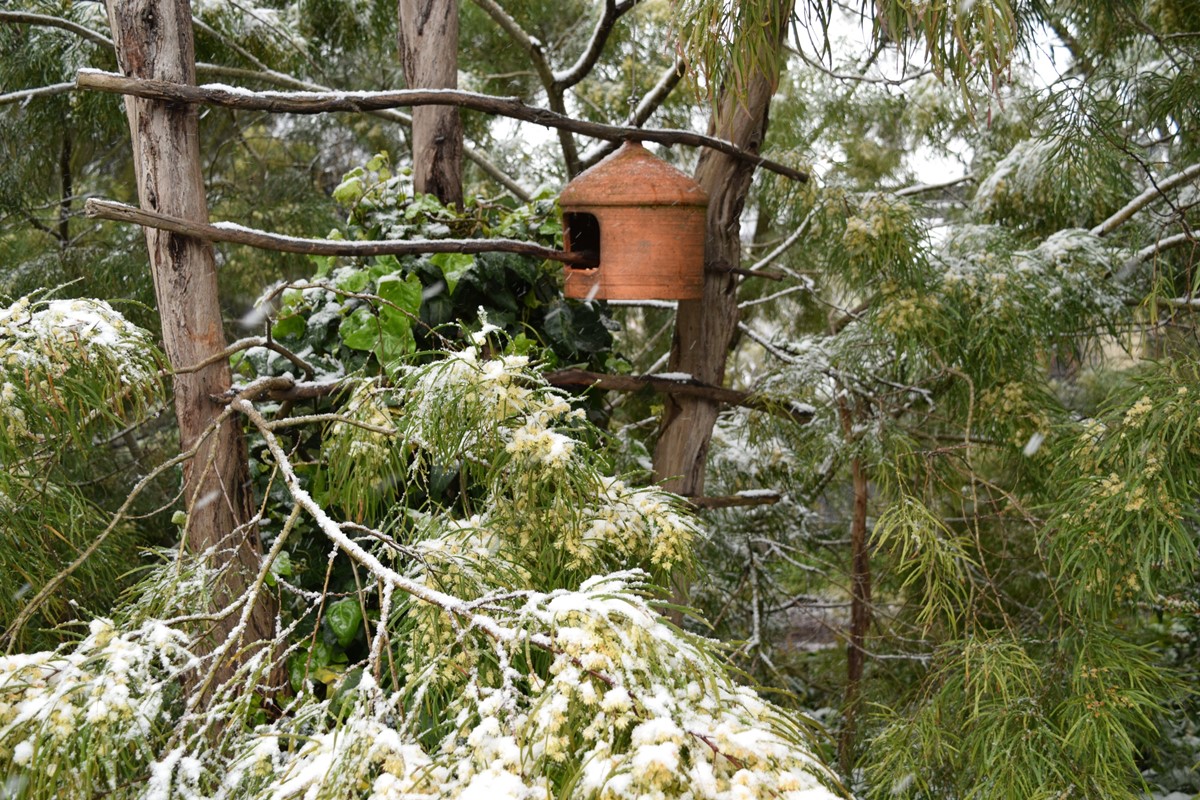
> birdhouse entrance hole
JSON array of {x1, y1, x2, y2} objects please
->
[{"x1": 564, "y1": 212, "x2": 601, "y2": 269}]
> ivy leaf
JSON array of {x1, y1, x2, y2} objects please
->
[
  {"x1": 272, "y1": 550, "x2": 293, "y2": 578},
  {"x1": 336, "y1": 268, "x2": 372, "y2": 293},
  {"x1": 327, "y1": 598, "x2": 363, "y2": 648},
  {"x1": 429, "y1": 253, "x2": 474, "y2": 295},
  {"x1": 332, "y1": 172, "x2": 364, "y2": 206},
  {"x1": 339, "y1": 306, "x2": 379, "y2": 351},
  {"x1": 376, "y1": 273, "x2": 422, "y2": 315},
  {"x1": 374, "y1": 274, "x2": 422, "y2": 365},
  {"x1": 271, "y1": 313, "x2": 305, "y2": 340}
]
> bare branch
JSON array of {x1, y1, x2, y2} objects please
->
[
  {"x1": 746, "y1": 209, "x2": 816, "y2": 275},
  {"x1": 219, "y1": 375, "x2": 342, "y2": 404},
  {"x1": 1137, "y1": 231, "x2": 1195, "y2": 262},
  {"x1": 894, "y1": 173, "x2": 975, "y2": 197},
  {"x1": 75, "y1": 70, "x2": 809, "y2": 182},
  {"x1": 553, "y1": 0, "x2": 619, "y2": 88},
  {"x1": 469, "y1": 0, "x2": 554, "y2": 86},
  {"x1": 579, "y1": 58, "x2": 687, "y2": 169},
  {"x1": 467, "y1": 0, "x2": 583, "y2": 171},
  {"x1": 85, "y1": 198, "x2": 594, "y2": 265},
  {"x1": 0, "y1": 10, "x2": 113, "y2": 48},
  {"x1": 687, "y1": 492, "x2": 782, "y2": 509},
  {"x1": 173, "y1": 336, "x2": 316, "y2": 381}
]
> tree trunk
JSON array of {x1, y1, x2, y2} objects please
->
[
  {"x1": 398, "y1": 0, "x2": 464, "y2": 206},
  {"x1": 840, "y1": 450, "x2": 872, "y2": 773},
  {"x1": 58, "y1": 132, "x2": 72, "y2": 246},
  {"x1": 652, "y1": 1, "x2": 788, "y2": 497},
  {"x1": 105, "y1": 0, "x2": 275, "y2": 657}
]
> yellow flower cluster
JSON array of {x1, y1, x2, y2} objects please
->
[
  {"x1": 841, "y1": 197, "x2": 913, "y2": 258},
  {"x1": 327, "y1": 381, "x2": 397, "y2": 471},
  {"x1": 1122, "y1": 395, "x2": 1153, "y2": 427},
  {"x1": 0, "y1": 619, "x2": 194, "y2": 779},
  {"x1": 573, "y1": 478, "x2": 698, "y2": 571}
]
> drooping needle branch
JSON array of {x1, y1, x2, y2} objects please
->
[{"x1": 75, "y1": 70, "x2": 809, "y2": 182}]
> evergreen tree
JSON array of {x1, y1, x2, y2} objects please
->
[{"x1": 1, "y1": 0, "x2": 1199, "y2": 797}]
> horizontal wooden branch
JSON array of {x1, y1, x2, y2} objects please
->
[
  {"x1": 686, "y1": 492, "x2": 782, "y2": 510},
  {"x1": 543, "y1": 369, "x2": 814, "y2": 424},
  {"x1": 85, "y1": 198, "x2": 595, "y2": 265},
  {"x1": 0, "y1": 81, "x2": 76, "y2": 107},
  {"x1": 75, "y1": 70, "x2": 809, "y2": 183}
]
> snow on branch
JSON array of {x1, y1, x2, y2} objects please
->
[
  {"x1": 1092, "y1": 162, "x2": 1200, "y2": 237},
  {"x1": 74, "y1": 70, "x2": 810, "y2": 182},
  {"x1": 0, "y1": 81, "x2": 76, "y2": 107}
]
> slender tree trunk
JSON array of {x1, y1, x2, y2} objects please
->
[
  {"x1": 105, "y1": 0, "x2": 275, "y2": 659},
  {"x1": 652, "y1": 0, "x2": 789, "y2": 497},
  {"x1": 398, "y1": 0, "x2": 463, "y2": 206},
  {"x1": 840, "y1": 449, "x2": 872, "y2": 773},
  {"x1": 58, "y1": 132, "x2": 72, "y2": 246}
]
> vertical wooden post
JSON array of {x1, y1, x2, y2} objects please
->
[
  {"x1": 105, "y1": 0, "x2": 275, "y2": 657},
  {"x1": 398, "y1": 0, "x2": 464, "y2": 206}
]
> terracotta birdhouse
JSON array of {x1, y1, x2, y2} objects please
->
[{"x1": 560, "y1": 142, "x2": 708, "y2": 301}]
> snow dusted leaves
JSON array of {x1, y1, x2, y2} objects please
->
[
  {"x1": 0, "y1": 619, "x2": 196, "y2": 795},
  {"x1": 0, "y1": 296, "x2": 157, "y2": 383},
  {"x1": 208, "y1": 574, "x2": 840, "y2": 800},
  {"x1": 973, "y1": 136, "x2": 1133, "y2": 235},
  {"x1": 399, "y1": 344, "x2": 698, "y2": 574},
  {"x1": 0, "y1": 296, "x2": 161, "y2": 443},
  {"x1": 0, "y1": 342, "x2": 839, "y2": 799}
]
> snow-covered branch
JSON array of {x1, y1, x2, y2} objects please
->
[
  {"x1": 1091, "y1": 163, "x2": 1200, "y2": 237},
  {"x1": 75, "y1": 70, "x2": 810, "y2": 182}
]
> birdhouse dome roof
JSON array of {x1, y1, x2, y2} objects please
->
[{"x1": 559, "y1": 142, "x2": 708, "y2": 207}]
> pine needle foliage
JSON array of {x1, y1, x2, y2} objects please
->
[{"x1": 0, "y1": 294, "x2": 165, "y2": 648}]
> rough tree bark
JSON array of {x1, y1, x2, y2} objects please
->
[
  {"x1": 652, "y1": 0, "x2": 789, "y2": 498},
  {"x1": 398, "y1": 0, "x2": 464, "y2": 206},
  {"x1": 105, "y1": 0, "x2": 275, "y2": 657}
]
